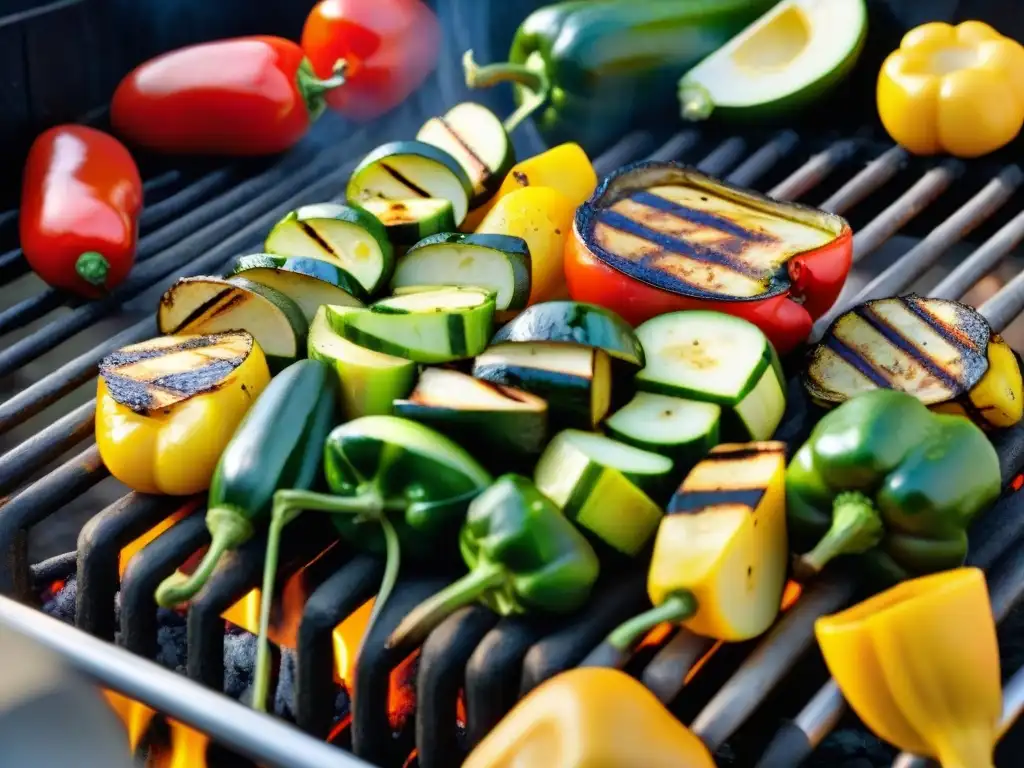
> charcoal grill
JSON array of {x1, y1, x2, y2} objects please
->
[{"x1": 6, "y1": 1, "x2": 1024, "y2": 767}]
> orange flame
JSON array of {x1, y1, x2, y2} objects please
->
[
  {"x1": 103, "y1": 689, "x2": 157, "y2": 751},
  {"x1": 119, "y1": 505, "x2": 197, "y2": 579},
  {"x1": 102, "y1": 691, "x2": 209, "y2": 768}
]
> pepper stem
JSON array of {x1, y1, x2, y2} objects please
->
[
  {"x1": 75, "y1": 251, "x2": 109, "y2": 287},
  {"x1": 679, "y1": 83, "x2": 715, "y2": 122},
  {"x1": 154, "y1": 507, "x2": 253, "y2": 608},
  {"x1": 794, "y1": 492, "x2": 885, "y2": 580},
  {"x1": 359, "y1": 514, "x2": 401, "y2": 656},
  {"x1": 296, "y1": 58, "x2": 347, "y2": 123},
  {"x1": 385, "y1": 561, "x2": 506, "y2": 653},
  {"x1": 606, "y1": 591, "x2": 698, "y2": 653},
  {"x1": 462, "y1": 49, "x2": 550, "y2": 134}
]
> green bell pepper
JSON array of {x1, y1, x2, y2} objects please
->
[
  {"x1": 463, "y1": 0, "x2": 776, "y2": 155},
  {"x1": 252, "y1": 415, "x2": 492, "y2": 710},
  {"x1": 788, "y1": 389, "x2": 1001, "y2": 584},
  {"x1": 385, "y1": 474, "x2": 600, "y2": 653}
]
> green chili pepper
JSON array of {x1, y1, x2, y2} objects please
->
[
  {"x1": 385, "y1": 474, "x2": 600, "y2": 653},
  {"x1": 788, "y1": 389, "x2": 1001, "y2": 583},
  {"x1": 462, "y1": 0, "x2": 775, "y2": 155},
  {"x1": 252, "y1": 416, "x2": 492, "y2": 710}
]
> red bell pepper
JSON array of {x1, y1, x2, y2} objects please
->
[
  {"x1": 564, "y1": 162, "x2": 853, "y2": 355},
  {"x1": 302, "y1": 0, "x2": 440, "y2": 122},
  {"x1": 20, "y1": 125, "x2": 143, "y2": 298}
]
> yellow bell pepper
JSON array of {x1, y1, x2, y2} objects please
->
[
  {"x1": 877, "y1": 21, "x2": 1024, "y2": 157},
  {"x1": 477, "y1": 185, "x2": 577, "y2": 305},
  {"x1": 95, "y1": 331, "x2": 271, "y2": 495},
  {"x1": 462, "y1": 667, "x2": 716, "y2": 768},
  {"x1": 932, "y1": 336, "x2": 1024, "y2": 428},
  {"x1": 815, "y1": 567, "x2": 1001, "y2": 768},
  {"x1": 463, "y1": 142, "x2": 597, "y2": 231}
]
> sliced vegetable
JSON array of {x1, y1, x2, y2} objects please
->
[
  {"x1": 347, "y1": 140, "x2": 474, "y2": 225},
  {"x1": 392, "y1": 233, "x2": 531, "y2": 311},
  {"x1": 95, "y1": 332, "x2": 272, "y2": 496},
  {"x1": 534, "y1": 429, "x2": 667, "y2": 556},
  {"x1": 157, "y1": 276, "x2": 308, "y2": 368},
  {"x1": 804, "y1": 296, "x2": 1023, "y2": 429},
  {"x1": 264, "y1": 203, "x2": 394, "y2": 296},
  {"x1": 473, "y1": 342, "x2": 612, "y2": 430},
  {"x1": 566, "y1": 161, "x2": 853, "y2": 355},
  {"x1": 230, "y1": 254, "x2": 367, "y2": 321},
  {"x1": 635, "y1": 311, "x2": 786, "y2": 441},
  {"x1": 605, "y1": 392, "x2": 720, "y2": 470},
  {"x1": 492, "y1": 301, "x2": 643, "y2": 368},
  {"x1": 602, "y1": 442, "x2": 788, "y2": 653},
  {"x1": 308, "y1": 306, "x2": 416, "y2": 419},
  {"x1": 678, "y1": 0, "x2": 867, "y2": 122},
  {"x1": 328, "y1": 286, "x2": 495, "y2": 363},
  {"x1": 153, "y1": 359, "x2": 337, "y2": 607},
  {"x1": 358, "y1": 197, "x2": 456, "y2": 246},
  {"x1": 416, "y1": 101, "x2": 514, "y2": 208},
  {"x1": 394, "y1": 368, "x2": 548, "y2": 461}
]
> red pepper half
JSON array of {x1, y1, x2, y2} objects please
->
[
  {"x1": 20, "y1": 125, "x2": 143, "y2": 297},
  {"x1": 302, "y1": 0, "x2": 440, "y2": 122},
  {"x1": 564, "y1": 162, "x2": 853, "y2": 355}
]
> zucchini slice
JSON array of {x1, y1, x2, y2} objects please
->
[
  {"x1": 394, "y1": 367, "x2": 548, "y2": 458},
  {"x1": 472, "y1": 342, "x2": 612, "y2": 430},
  {"x1": 416, "y1": 102, "x2": 515, "y2": 208},
  {"x1": 534, "y1": 429, "x2": 668, "y2": 556},
  {"x1": 635, "y1": 311, "x2": 786, "y2": 441},
  {"x1": 392, "y1": 233, "x2": 531, "y2": 311},
  {"x1": 99, "y1": 331, "x2": 259, "y2": 416},
  {"x1": 264, "y1": 203, "x2": 394, "y2": 296},
  {"x1": 605, "y1": 392, "x2": 721, "y2": 470},
  {"x1": 230, "y1": 254, "x2": 367, "y2": 321},
  {"x1": 491, "y1": 301, "x2": 644, "y2": 369},
  {"x1": 804, "y1": 295, "x2": 991, "y2": 407},
  {"x1": 358, "y1": 197, "x2": 456, "y2": 247},
  {"x1": 308, "y1": 306, "x2": 416, "y2": 420},
  {"x1": 157, "y1": 276, "x2": 307, "y2": 368},
  {"x1": 327, "y1": 287, "x2": 496, "y2": 363},
  {"x1": 347, "y1": 140, "x2": 474, "y2": 226}
]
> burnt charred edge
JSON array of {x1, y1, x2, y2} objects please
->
[
  {"x1": 296, "y1": 555, "x2": 384, "y2": 737},
  {"x1": 119, "y1": 512, "x2": 210, "y2": 658},
  {"x1": 707, "y1": 444, "x2": 785, "y2": 461},
  {"x1": 668, "y1": 488, "x2": 768, "y2": 515},
  {"x1": 519, "y1": 569, "x2": 648, "y2": 696},
  {"x1": 76, "y1": 494, "x2": 193, "y2": 641},
  {"x1": 903, "y1": 295, "x2": 990, "y2": 352},
  {"x1": 99, "y1": 332, "x2": 247, "y2": 368},
  {"x1": 628, "y1": 189, "x2": 776, "y2": 244},
  {"x1": 380, "y1": 162, "x2": 433, "y2": 199},
  {"x1": 352, "y1": 575, "x2": 452, "y2": 765},
  {"x1": 416, "y1": 606, "x2": 498, "y2": 768},
  {"x1": 462, "y1": 617, "x2": 550, "y2": 750}
]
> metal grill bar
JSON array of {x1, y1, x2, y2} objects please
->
[
  {"x1": 696, "y1": 137, "x2": 747, "y2": 176},
  {"x1": 0, "y1": 400, "x2": 94, "y2": 497},
  {"x1": 768, "y1": 140, "x2": 857, "y2": 201},
  {"x1": 592, "y1": 131, "x2": 656, "y2": 177},
  {"x1": 643, "y1": 131, "x2": 701, "y2": 163},
  {"x1": 725, "y1": 131, "x2": 799, "y2": 189},
  {"x1": 820, "y1": 146, "x2": 908, "y2": 214}
]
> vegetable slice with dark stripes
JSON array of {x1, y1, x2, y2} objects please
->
[
  {"x1": 393, "y1": 233, "x2": 531, "y2": 311},
  {"x1": 230, "y1": 254, "x2": 367, "y2": 321},
  {"x1": 347, "y1": 140, "x2": 474, "y2": 225},
  {"x1": 359, "y1": 197, "x2": 456, "y2": 246},
  {"x1": 99, "y1": 331, "x2": 256, "y2": 415},
  {"x1": 264, "y1": 203, "x2": 394, "y2": 296},
  {"x1": 158, "y1": 276, "x2": 307, "y2": 368},
  {"x1": 416, "y1": 102, "x2": 514, "y2": 208}
]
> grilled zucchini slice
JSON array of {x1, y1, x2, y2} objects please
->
[
  {"x1": 358, "y1": 197, "x2": 456, "y2": 247},
  {"x1": 230, "y1": 254, "x2": 366, "y2": 321},
  {"x1": 605, "y1": 392, "x2": 721, "y2": 470}
]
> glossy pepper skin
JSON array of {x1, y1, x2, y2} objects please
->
[
  {"x1": 463, "y1": 667, "x2": 717, "y2": 768},
  {"x1": 878, "y1": 21, "x2": 1024, "y2": 158},
  {"x1": 21, "y1": 125, "x2": 142, "y2": 297},
  {"x1": 788, "y1": 390, "x2": 1001, "y2": 584},
  {"x1": 565, "y1": 162, "x2": 853, "y2": 355},
  {"x1": 461, "y1": 0, "x2": 775, "y2": 156},
  {"x1": 302, "y1": 0, "x2": 439, "y2": 122},
  {"x1": 111, "y1": 36, "x2": 346, "y2": 156},
  {"x1": 816, "y1": 568, "x2": 1001, "y2": 768},
  {"x1": 95, "y1": 335, "x2": 271, "y2": 496},
  {"x1": 386, "y1": 474, "x2": 600, "y2": 652}
]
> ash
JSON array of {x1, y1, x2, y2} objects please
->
[{"x1": 41, "y1": 579, "x2": 350, "y2": 724}]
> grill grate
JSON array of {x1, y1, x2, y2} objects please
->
[{"x1": 6, "y1": 87, "x2": 1024, "y2": 768}]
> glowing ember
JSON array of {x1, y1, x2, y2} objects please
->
[
  {"x1": 637, "y1": 622, "x2": 674, "y2": 650},
  {"x1": 1012, "y1": 473, "x2": 1024, "y2": 492},
  {"x1": 781, "y1": 580, "x2": 803, "y2": 610}
]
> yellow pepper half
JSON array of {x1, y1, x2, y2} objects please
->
[
  {"x1": 815, "y1": 567, "x2": 1001, "y2": 768},
  {"x1": 877, "y1": 21, "x2": 1024, "y2": 157},
  {"x1": 463, "y1": 667, "x2": 716, "y2": 768},
  {"x1": 95, "y1": 331, "x2": 271, "y2": 495},
  {"x1": 932, "y1": 335, "x2": 1024, "y2": 428}
]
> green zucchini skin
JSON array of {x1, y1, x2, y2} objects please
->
[{"x1": 209, "y1": 359, "x2": 338, "y2": 521}]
